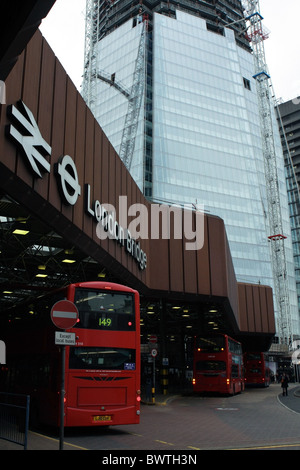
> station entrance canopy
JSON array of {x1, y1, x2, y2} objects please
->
[{"x1": 0, "y1": 23, "x2": 275, "y2": 351}]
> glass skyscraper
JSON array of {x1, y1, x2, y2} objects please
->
[
  {"x1": 277, "y1": 98, "x2": 300, "y2": 321},
  {"x1": 82, "y1": 1, "x2": 300, "y2": 340}
]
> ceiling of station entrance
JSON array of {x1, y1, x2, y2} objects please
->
[{"x1": 0, "y1": 193, "x2": 110, "y2": 312}]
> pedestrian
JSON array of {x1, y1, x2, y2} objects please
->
[{"x1": 281, "y1": 373, "x2": 289, "y2": 396}]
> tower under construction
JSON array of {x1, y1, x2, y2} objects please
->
[{"x1": 82, "y1": 0, "x2": 300, "y2": 344}]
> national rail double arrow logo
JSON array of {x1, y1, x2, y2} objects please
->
[
  {"x1": 6, "y1": 100, "x2": 81, "y2": 206},
  {"x1": 7, "y1": 101, "x2": 51, "y2": 177}
]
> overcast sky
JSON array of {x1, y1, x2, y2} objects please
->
[{"x1": 39, "y1": 0, "x2": 300, "y2": 103}]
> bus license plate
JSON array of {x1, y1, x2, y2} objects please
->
[{"x1": 93, "y1": 415, "x2": 112, "y2": 422}]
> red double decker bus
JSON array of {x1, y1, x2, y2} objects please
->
[
  {"x1": 1, "y1": 281, "x2": 141, "y2": 427},
  {"x1": 192, "y1": 334, "x2": 244, "y2": 395},
  {"x1": 244, "y1": 352, "x2": 270, "y2": 387}
]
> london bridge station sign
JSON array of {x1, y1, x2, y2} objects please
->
[{"x1": 6, "y1": 100, "x2": 148, "y2": 270}]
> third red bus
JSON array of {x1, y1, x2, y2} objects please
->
[{"x1": 244, "y1": 352, "x2": 270, "y2": 387}]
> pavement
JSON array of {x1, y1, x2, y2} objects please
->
[
  {"x1": 277, "y1": 383, "x2": 300, "y2": 413},
  {"x1": 1, "y1": 386, "x2": 300, "y2": 450},
  {"x1": 0, "y1": 394, "x2": 171, "y2": 451}
]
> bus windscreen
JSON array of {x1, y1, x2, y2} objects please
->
[
  {"x1": 195, "y1": 336, "x2": 226, "y2": 352},
  {"x1": 195, "y1": 360, "x2": 226, "y2": 372},
  {"x1": 69, "y1": 346, "x2": 136, "y2": 370},
  {"x1": 74, "y1": 288, "x2": 135, "y2": 331}
]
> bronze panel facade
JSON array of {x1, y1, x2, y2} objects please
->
[{"x1": 238, "y1": 283, "x2": 275, "y2": 335}]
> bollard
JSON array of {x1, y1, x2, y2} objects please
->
[{"x1": 161, "y1": 368, "x2": 168, "y2": 395}]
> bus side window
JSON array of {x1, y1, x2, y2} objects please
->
[{"x1": 232, "y1": 364, "x2": 239, "y2": 378}]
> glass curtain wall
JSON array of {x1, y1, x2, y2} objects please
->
[
  {"x1": 153, "y1": 12, "x2": 269, "y2": 282},
  {"x1": 88, "y1": 9, "x2": 299, "y2": 338},
  {"x1": 93, "y1": 19, "x2": 146, "y2": 187},
  {"x1": 152, "y1": 11, "x2": 298, "y2": 335}
]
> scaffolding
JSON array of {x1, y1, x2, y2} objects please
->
[
  {"x1": 82, "y1": 0, "x2": 101, "y2": 112},
  {"x1": 242, "y1": 0, "x2": 292, "y2": 345},
  {"x1": 119, "y1": 18, "x2": 147, "y2": 170},
  {"x1": 82, "y1": 1, "x2": 147, "y2": 170}
]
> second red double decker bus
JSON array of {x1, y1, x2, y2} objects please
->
[{"x1": 192, "y1": 334, "x2": 244, "y2": 395}]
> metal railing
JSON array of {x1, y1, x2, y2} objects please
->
[{"x1": 0, "y1": 393, "x2": 30, "y2": 450}]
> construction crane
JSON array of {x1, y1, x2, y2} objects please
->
[
  {"x1": 82, "y1": 0, "x2": 101, "y2": 112},
  {"x1": 241, "y1": 0, "x2": 292, "y2": 345},
  {"x1": 119, "y1": 18, "x2": 147, "y2": 170},
  {"x1": 95, "y1": 71, "x2": 130, "y2": 99},
  {"x1": 82, "y1": 0, "x2": 147, "y2": 171}
]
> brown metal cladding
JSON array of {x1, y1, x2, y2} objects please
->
[
  {"x1": 237, "y1": 283, "x2": 248, "y2": 332},
  {"x1": 74, "y1": 94, "x2": 87, "y2": 230},
  {"x1": 183, "y1": 211, "x2": 198, "y2": 294},
  {"x1": 48, "y1": 56, "x2": 67, "y2": 213},
  {"x1": 237, "y1": 283, "x2": 275, "y2": 335},
  {"x1": 33, "y1": 36, "x2": 56, "y2": 202},
  {"x1": 207, "y1": 215, "x2": 232, "y2": 298},
  {"x1": 17, "y1": 33, "x2": 42, "y2": 188},
  {"x1": 196, "y1": 214, "x2": 210, "y2": 295},
  {"x1": 0, "y1": 30, "x2": 275, "y2": 337},
  {"x1": 0, "y1": 48, "x2": 25, "y2": 173},
  {"x1": 266, "y1": 287, "x2": 276, "y2": 333}
]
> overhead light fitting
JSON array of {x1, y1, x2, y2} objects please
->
[
  {"x1": 13, "y1": 229, "x2": 29, "y2": 235},
  {"x1": 64, "y1": 249, "x2": 74, "y2": 255},
  {"x1": 36, "y1": 273, "x2": 48, "y2": 278},
  {"x1": 38, "y1": 265, "x2": 46, "y2": 270},
  {"x1": 62, "y1": 259, "x2": 76, "y2": 264}
]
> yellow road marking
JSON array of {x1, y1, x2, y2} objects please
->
[
  {"x1": 31, "y1": 431, "x2": 88, "y2": 450},
  {"x1": 230, "y1": 442, "x2": 300, "y2": 450},
  {"x1": 155, "y1": 439, "x2": 175, "y2": 446}
]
